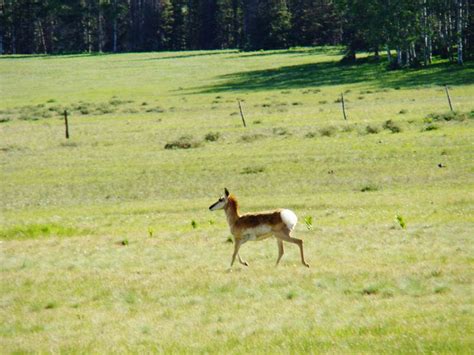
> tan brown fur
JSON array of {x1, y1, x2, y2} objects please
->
[{"x1": 212, "y1": 192, "x2": 309, "y2": 268}]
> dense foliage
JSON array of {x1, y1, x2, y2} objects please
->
[{"x1": 0, "y1": 0, "x2": 471, "y2": 64}]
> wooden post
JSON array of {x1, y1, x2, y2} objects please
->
[
  {"x1": 445, "y1": 85, "x2": 453, "y2": 112},
  {"x1": 237, "y1": 99, "x2": 247, "y2": 127},
  {"x1": 341, "y1": 93, "x2": 347, "y2": 120},
  {"x1": 64, "y1": 110, "x2": 69, "y2": 139}
]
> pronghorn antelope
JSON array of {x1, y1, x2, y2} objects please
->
[{"x1": 209, "y1": 188, "x2": 309, "y2": 268}]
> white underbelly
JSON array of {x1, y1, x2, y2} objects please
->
[{"x1": 243, "y1": 225, "x2": 273, "y2": 241}]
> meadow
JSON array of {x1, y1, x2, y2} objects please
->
[{"x1": 0, "y1": 47, "x2": 473, "y2": 353}]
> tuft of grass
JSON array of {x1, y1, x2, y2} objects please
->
[
  {"x1": 304, "y1": 216, "x2": 313, "y2": 230},
  {"x1": 396, "y1": 214, "x2": 407, "y2": 229},
  {"x1": 0, "y1": 223, "x2": 85, "y2": 240},
  {"x1": 240, "y1": 134, "x2": 265, "y2": 143},
  {"x1": 319, "y1": 126, "x2": 337, "y2": 137},
  {"x1": 164, "y1": 135, "x2": 201, "y2": 150},
  {"x1": 426, "y1": 111, "x2": 468, "y2": 122},
  {"x1": 383, "y1": 120, "x2": 401, "y2": 133},
  {"x1": 434, "y1": 285, "x2": 449, "y2": 294},
  {"x1": 360, "y1": 184, "x2": 379, "y2": 192},
  {"x1": 191, "y1": 220, "x2": 198, "y2": 229},
  {"x1": 365, "y1": 124, "x2": 380, "y2": 134},
  {"x1": 399, "y1": 109, "x2": 408, "y2": 114},
  {"x1": 305, "y1": 131, "x2": 318, "y2": 138},
  {"x1": 286, "y1": 290, "x2": 297, "y2": 300},
  {"x1": 60, "y1": 141, "x2": 79, "y2": 148},
  {"x1": 204, "y1": 132, "x2": 220, "y2": 142},
  {"x1": 241, "y1": 166, "x2": 265, "y2": 174},
  {"x1": 272, "y1": 127, "x2": 290, "y2": 136},
  {"x1": 361, "y1": 285, "x2": 380, "y2": 296},
  {"x1": 45, "y1": 301, "x2": 58, "y2": 310},
  {"x1": 148, "y1": 227, "x2": 154, "y2": 238},
  {"x1": 422, "y1": 123, "x2": 439, "y2": 132}
]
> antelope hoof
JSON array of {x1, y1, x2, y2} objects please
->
[{"x1": 303, "y1": 262, "x2": 310, "y2": 268}]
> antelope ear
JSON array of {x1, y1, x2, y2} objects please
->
[{"x1": 224, "y1": 188, "x2": 230, "y2": 197}]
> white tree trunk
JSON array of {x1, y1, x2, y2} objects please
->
[
  {"x1": 386, "y1": 46, "x2": 392, "y2": 63},
  {"x1": 457, "y1": 0, "x2": 463, "y2": 64},
  {"x1": 113, "y1": 0, "x2": 118, "y2": 52}
]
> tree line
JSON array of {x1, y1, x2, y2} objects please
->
[{"x1": 0, "y1": 0, "x2": 472, "y2": 66}]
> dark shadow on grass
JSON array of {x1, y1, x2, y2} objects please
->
[
  {"x1": 133, "y1": 50, "x2": 237, "y2": 61},
  {"x1": 0, "y1": 52, "x2": 113, "y2": 60},
  {"x1": 226, "y1": 46, "x2": 344, "y2": 59},
  {"x1": 194, "y1": 58, "x2": 473, "y2": 93}
]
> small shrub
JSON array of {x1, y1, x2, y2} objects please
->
[
  {"x1": 426, "y1": 111, "x2": 467, "y2": 122},
  {"x1": 305, "y1": 132, "x2": 318, "y2": 138},
  {"x1": 146, "y1": 107, "x2": 164, "y2": 113},
  {"x1": 292, "y1": 102, "x2": 303, "y2": 106},
  {"x1": 286, "y1": 290, "x2": 297, "y2": 300},
  {"x1": 164, "y1": 135, "x2": 201, "y2": 150},
  {"x1": 204, "y1": 132, "x2": 220, "y2": 142},
  {"x1": 361, "y1": 285, "x2": 379, "y2": 296},
  {"x1": 0, "y1": 117, "x2": 10, "y2": 123},
  {"x1": 253, "y1": 120, "x2": 262, "y2": 124},
  {"x1": 109, "y1": 98, "x2": 128, "y2": 106},
  {"x1": 399, "y1": 109, "x2": 408, "y2": 114},
  {"x1": 45, "y1": 301, "x2": 58, "y2": 309},
  {"x1": 422, "y1": 123, "x2": 439, "y2": 132},
  {"x1": 95, "y1": 103, "x2": 114, "y2": 114},
  {"x1": 383, "y1": 120, "x2": 401, "y2": 133},
  {"x1": 365, "y1": 124, "x2": 380, "y2": 134},
  {"x1": 273, "y1": 127, "x2": 290, "y2": 136},
  {"x1": 121, "y1": 239, "x2": 129, "y2": 246},
  {"x1": 241, "y1": 166, "x2": 265, "y2": 174},
  {"x1": 319, "y1": 126, "x2": 337, "y2": 137},
  {"x1": 191, "y1": 220, "x2": 197, "y2": 229},
  {"x1": 46, "y1": 99, "x2": 56, "y2": 103},
  {"x1": 434, "y1": 285, "x2": 449, "y2": 294},
  {"x1": 318, "y1": 100, "x2": 328, "y2": 104},
  {"x1": 360, "y1": 184, "x2": 379, "y2": 192}
]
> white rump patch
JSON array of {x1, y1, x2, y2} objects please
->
[{"x1": 281, "y1": 209, "x2": 298, "y2": 230}]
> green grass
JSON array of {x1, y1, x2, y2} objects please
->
[{"x1": 0, "y1": 47, "x2": 473, "y2": 353}]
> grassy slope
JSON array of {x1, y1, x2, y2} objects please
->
[{"x1": 0, "y1": 48, "x2": 473, "y2": 353}]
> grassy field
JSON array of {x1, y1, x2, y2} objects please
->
[{"x1": 1, "y1": 47, "x2": 473, "y2": 353}]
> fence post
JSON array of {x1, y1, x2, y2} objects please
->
[
  {"x1": 444, "y1": 85, "x2": 454, "y2": 112},
  {"x1": 237, "y1": 99, "x2": 247, "y2": 127},
  {"x1": 64, "y1": 110, "x2": 69, "y2": 139},
  {"x1": 341, "y1": 93, "x2": 347, "y2": 120}
]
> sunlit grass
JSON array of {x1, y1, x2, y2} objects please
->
[{"x1": 0, "y1": 47, "x2": 473, "y2": 352}]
